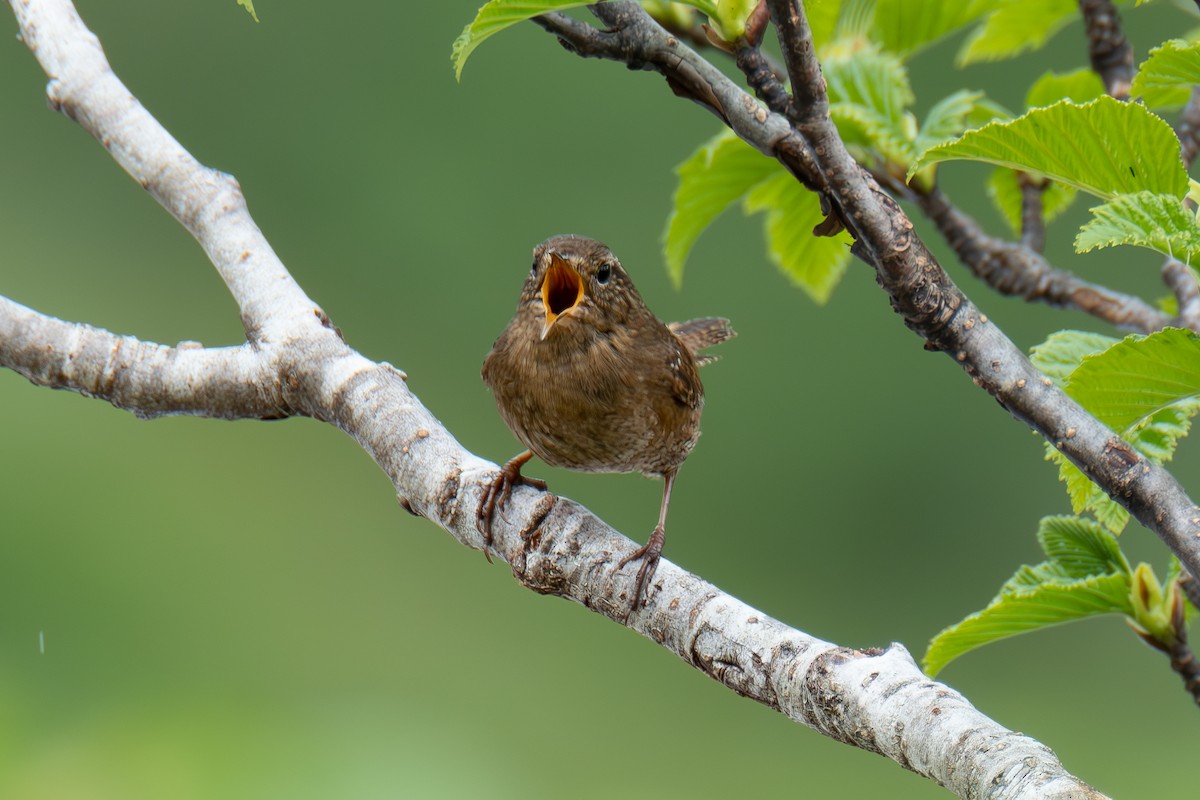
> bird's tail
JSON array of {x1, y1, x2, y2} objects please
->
[{"x1": 668, "y1": 317, "x2": 736, "y2": 366}]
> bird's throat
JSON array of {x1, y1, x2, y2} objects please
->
[{"x1": 541, "y1": 254, "x2": 585, "y2": 339}]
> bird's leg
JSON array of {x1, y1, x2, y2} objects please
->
[
  {"x1": 618, "y1": 469, "x2": 676, "y2": 618},
  {"x1": 477, "y1": 450, "x2": 548, "y2": 561}
]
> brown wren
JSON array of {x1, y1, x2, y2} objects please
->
[{"x1": 478, "y1": 234, "x2": 733, "y2": 615}]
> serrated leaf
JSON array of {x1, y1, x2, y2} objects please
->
[
  {"x1": 956, "y1": 0, "x2": 1076, "y2": 66},
  {"x1": 824, "y1": 45, "x2": 916, "y2": 164},
  {"x1": 915, "y1": 91, "x2": 986, "y2": 154},
  {"x1": 1025, "y1": 69, "x2": 1105, "y2": 109},
  {"x1": 237, "y1": 0, "x2": 258, "y2": 22},
  {"x1": 743, "y1": 172, "x2": 853, "y2": 304},
  {"x1": 924, "y1": 572, "x2": 1133, "y2": 675},
  {"x1": 1133, "y1": 400, "x2": 1200, "y2": 462},
  {"x1": 1132, "y1": 40, "x2": 1200, "y2": 107},
  {"x1": 1076, "y1": 191, "x2": 1200, "y2": 265},
  {"x1": 1037, "y1": 515, "x2": 1131, "y2": 579},
  {"x1": 985, "y1": 168, "x2": 1077, "y2": 237},
  {"x1": 453, "y1": 2, "x2": 594, "y2": 80},
  {"x1": 872, "y1": 0, "x2": 1001, "y2": 58},
  {"x1": 1068, "y1": 327, "x2": 1200, "y2": 431},
  {"x1": 910, "y1": 97, "x2": 1188, "y2": 199},
  {"x1": 663, "y1": 131, "x2": 778, "y2": 286},
  {"x1": 452, "y1": 1, "x2": 722, "y2": 80},
  {"x1": 1041, "y1": 329, "x2": 1200, "y2": 532},
  {"x1": 1030, "y1": 330, "x2": 1119, "y2": 384},
  {"x1": 1044, "y1": 444, "x2": 1131, "y2": 533}
]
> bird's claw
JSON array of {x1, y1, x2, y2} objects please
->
[
  {"x1": 618, "y1": 526, "x2": 665, "y2": 621},
  {"x1": 476, "y1": 453, "x2": 547, "y2": 563}
]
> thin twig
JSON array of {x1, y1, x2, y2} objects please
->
[
  {"x1": 914, "y1": 187, "x2": 1177, "y2": 333},
  {"x1": 1017, "y1": 173, "x2": 1048, "y2": 254},
  {"x1": 1162, "y1": 258, "x2": 1200, "y2": 330},
  {"x1": 1078, "y1": 0, "x2": 1134, "y2": 100}
]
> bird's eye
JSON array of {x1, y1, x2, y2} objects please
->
[{"x1": 596, "y1": 263, "x2": 612, "y2": 284}]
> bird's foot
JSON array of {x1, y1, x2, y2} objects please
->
[
  {"x1": 476, "y1": 453, "x2": 547, "y2": 562},
  {"x1": 618, "y1": 526, "x2": 665, "y2": 621}
]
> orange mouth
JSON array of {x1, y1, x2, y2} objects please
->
[{"x1": 540, "y1": 252, "x2": 584, "y2": 338}]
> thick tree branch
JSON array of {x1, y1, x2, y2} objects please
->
[
  {"x1": 0, "y1": 295, "x2": 284, "y2": 418},
  {"x1": 0, "y1": 1, "x2": 1110, "y2": 798},
  {"x1": 10, "y1": 0, "x2": 318, "y2": 342}
]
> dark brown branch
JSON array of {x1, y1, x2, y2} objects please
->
[
  {"x1": 915, "y1": 187, "x2": 1176, "y2": 334},
  {"x1": 1168, "y1": 637, "x2": 1200, "y2": 706},
  {"x1": 1078, "y1": 0, "x2": 1133, "y2": 100},
  {"x1": 1017, "y1": 173, "x2": 1047, "y2": 254}
]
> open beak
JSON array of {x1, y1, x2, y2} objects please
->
[{"x1": 540, "y1": 252, "x2": 584, "y2": 340}]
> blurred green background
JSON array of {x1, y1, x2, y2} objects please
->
[{"x1": 1, "y1": 1, "x2": 1196, "y2": 797}]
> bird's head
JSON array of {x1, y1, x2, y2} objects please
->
[{"x1": 527, "y1": 235, "x2": 642, "y2": 341}]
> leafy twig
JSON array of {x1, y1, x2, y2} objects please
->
[{"x1": 914, "y1": 187, "x2": 1176, "y2": 333}]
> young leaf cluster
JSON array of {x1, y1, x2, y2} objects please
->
[
  {"x1": 913, "y1": 53, "x2": 1198, "y2": 266},
  {"x1": 665, "y1": 40, "x2": 998, "y2": 300},
  {"x1": 925, "y1": 516, "x2": 1185, "y2": 675}
]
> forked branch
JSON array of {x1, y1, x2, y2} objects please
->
[{"x1": 0, "y1": 0, "x2": 1137, "y2": 797}]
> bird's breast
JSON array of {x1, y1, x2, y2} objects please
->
[{"x1": 483, "y1": 324, "x2": 703, "y2": 476}]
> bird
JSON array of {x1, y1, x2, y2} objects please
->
[{"x1": 478, "y1": 234, "x2": 734, "y2": 616}]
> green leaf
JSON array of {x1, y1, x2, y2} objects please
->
[
  {"x1": 1076, "y1": 191, "x2": 1200, "y2": 265},
  {"x1": 742, "y1": 172, "x2": 853, "y2": 304},
  {"x1": 663, "y1": 131, "x2": 779, "y2": 286},
  {"x1": 1037, "y1": 515, "x2": 1131, "y2": 579},
  {"x1": 1030, "y1": 330, "x2": 1118, "y2": 385},
  {"x1": 956, "y1": 0, "x2": 1076, "y2": 66},
  {"x1": 237, "y1": 0, "x2": 258, "y2": 22},
  {"x1": 910, "y1": 97, "x2": 1188, "y2": 200},
  {"x1": 1025, "y1": 69, "x2": 1105, "y2": 109},
  {"x1": 924, "y1": 572, "x2": 1132, "y2": 675},
  {"x1": 1041, "y1": 329, "x2": 1200, "y2": 532},
  {"x1": 806, "y1": 0, "x2": 844, "y2": 52},
  {"x1": 872, "y1": 0, "x2": 1001, "y2": 58},
  {"x1": 824, "y1": 45, "x2": 916, "y2": 164},
  {"x1": 985, "y1": 168, "x2": 1077, "y2": 238},
  {"x1": 453, "y1": 1, "x2": 594, "y2": 80},
  {"x1": 663, "y1": 129, "x2": 853, "y2": 302},
  {"x1": 915, "y1": 91, "x2": 986, "y2": 154},
  {"x1": 1132, "y1": 40, "x2": 1200, "y2": 108},
  {"x1": 1067, "y1": 327, "x2": 1200, "y2": 432}
]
